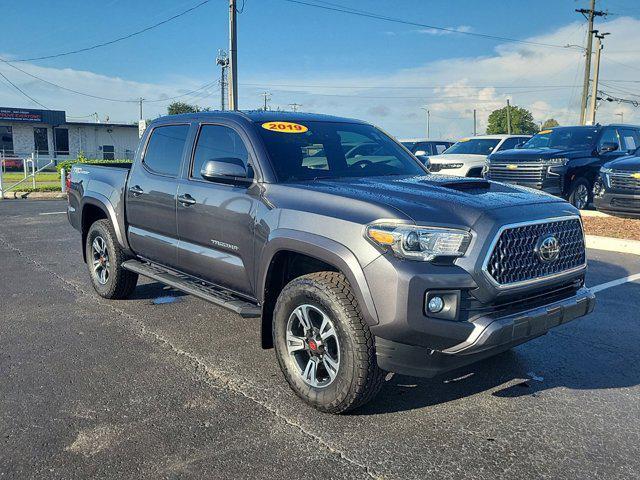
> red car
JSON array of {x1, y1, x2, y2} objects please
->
[{"x1": 1, "y1": 156, "x2": 23, "y2": 170}]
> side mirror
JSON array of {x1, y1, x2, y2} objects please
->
[
  {"x1": 599, "y1": 142, "x2": 618, "y2": 154},
  {"x1": 515, "y1": 142, "x2": 526, "y2": 149},
  {"x1": 414, "y1": 149, "x2": 427, "y2": 157},
  {"x1": 200, "y1": 158, "x2": 251, "y2": 183},
  {"x1": 417, "y1": 156, "x2": 431, "y2": 170}
]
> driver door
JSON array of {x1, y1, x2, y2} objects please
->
[{"x1": 175, "y1": 123, "x2": 257, "y2": 297}]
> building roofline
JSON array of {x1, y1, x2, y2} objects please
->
[{"x1": 64, "y1": 121, "x2": 138, "y2": 128}]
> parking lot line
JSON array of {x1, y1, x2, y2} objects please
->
[
  {"x1": 38, "y1": 211, "x2": 67, "y2": 216},
  {"x1": 590, "y1": 273, "x2": 640, "y2": 294}
]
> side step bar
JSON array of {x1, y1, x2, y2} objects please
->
[{"x1": 122, "y1": 260, "x2": 261, "y2": 318}]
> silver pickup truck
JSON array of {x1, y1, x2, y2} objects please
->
[{"x1": 67, "y1": 111, "x2": 595, "y2": 413}]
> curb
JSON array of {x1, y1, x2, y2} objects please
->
[
  {"x1": 580, "y1": 210, "x2": 611, "y2": 218},
  {"x1": 1, "y1": 191, "x2": 66, "y2": 200},
  {"x1": 586, "y1": 235, "x2": 640, "y2": 256}
]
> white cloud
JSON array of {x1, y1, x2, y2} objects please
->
[{"x1": 1, "y1": 16, "x2": 640, "y2": 138}]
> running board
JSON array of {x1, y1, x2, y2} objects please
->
[{"x1": 122, "y1": 260, "x2": 261, "y2": 318}]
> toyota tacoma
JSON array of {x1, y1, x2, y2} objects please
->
[{"x1": 67, "y1": 111, "x2": 595, "y2": 413}]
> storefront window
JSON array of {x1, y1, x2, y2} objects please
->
[
  {"x1": 34, "y1": 127, "x2": 49, "y2": 155},
  {"x1": 0, "y1": 126, "x2": 13, "y2": 155},
  {"x1": 54, "y1": 128, "x2": 69, "y2": 155}
]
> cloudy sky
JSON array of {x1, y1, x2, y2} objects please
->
[{"x1": 1, "y1": 0, "x2": 640, "y2": 139}]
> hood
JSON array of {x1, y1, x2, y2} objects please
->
[
  {"x1": 604, "y1": 155, "x2": 640, "y2": 172},
  {"x1": 267, "y1": 175, "x2": 565, "y2": 227},
  {"x1": 428, "y1": 153, "x2": 485, "y2": 163},
  {"x1": 489, "y1": 147, "x2": 591, "y2": 162}
]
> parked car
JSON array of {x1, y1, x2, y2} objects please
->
[
  {"x1": 399, "y1": 138, "x2": 453, "y2": 162},
  {"x1": 427, "y1": 135, "x2": 530, "y2": 177},
  {"x1": 485, "y1": 124, "x2": 640, "y2": 209},
  {"x1": 593, "y1": 153, "x2": 640, "y2": 218},
  {"x1": 67, "y1": 111, "x2": 594, "y2": 413},
  {"x1": 1, "y1": 154, "x2": 23, "y2": 171}
]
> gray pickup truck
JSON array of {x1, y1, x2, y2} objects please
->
[{"x1": 67, "y1": 111, "x2": 595, "y2": 413}]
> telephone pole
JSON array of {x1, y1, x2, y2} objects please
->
[
  {"x1": 473, "y1": 109, "x2": 477, "y2": 136},
  {"x1": 228, "y1": 0, "x2": 238, "y2": 110},
  {"x1": 506, "y1": 99, "x2": 512, "y2": 134},
  {"x1": 216, "y1": 50, "x2": 229, "y2": 110},
  {"x1": 421, "y1": 107, "x2": 430, "y2": 138},
  {"x1": 260, "y1": 92, "x2": 271, "y2": 111},
  {"x1": 577, "y1": 0, "x2": 607, "y2": 125},
  {"x1": 588, "y1": 31, "x2": 609, "y2": 125}
]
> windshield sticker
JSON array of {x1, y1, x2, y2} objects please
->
[
  {"x1": 539, "y1": 129, "x2": 553, "y2": 135},
  {"x1": 262, "y1": 121, "x2": 308, "y2": 133}
]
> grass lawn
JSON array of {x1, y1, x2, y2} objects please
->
[{"x1": 1, "y1": 171, "x2": 61, "y2": 190}]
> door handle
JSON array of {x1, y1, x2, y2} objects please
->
[
  {"x1": 178, "y1": 194, "x2": 196, "y2": 206},
  {"x1": 129, "y1": 185, "x2": 144, "y2": 196}
]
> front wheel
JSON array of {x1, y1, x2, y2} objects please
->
[
  {"x1": 273, "y1": 272, "x2": 384, "y2": 414},
  {"x1": 568, "y1": 177, "x2": 592, "y2": 210},
  {"x1": 85, "y1": 219, "x2": 138, "y2": 299}
]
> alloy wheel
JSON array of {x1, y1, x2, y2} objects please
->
[
  {"x1": 91, "y1": 235, "x2": 110, "y2": 285},
  {"x1": 285, "y1": 304, "x2": 340, "y2": 388}
]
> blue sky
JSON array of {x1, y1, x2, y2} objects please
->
[{"x1": 2, "y1": 0, "x2": 640, "y2": 138}]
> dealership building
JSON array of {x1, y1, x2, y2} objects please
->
[{"x1": 0, "y1": 107, "x2": 140, "y2": 167}]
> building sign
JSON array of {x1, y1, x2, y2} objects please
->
[{"x1": 0, "y1": 107, "x2": 66, "y2": 125}]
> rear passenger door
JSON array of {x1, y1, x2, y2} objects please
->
[
  {"x1": 126, "y1": 124, "x2": 190, "y2": 268},
  {"x1": 175, "y1": 123, "x2": 258, "y2": 297}
]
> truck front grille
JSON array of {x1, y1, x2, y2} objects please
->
[
  {"x1": 610, "y1": 171, "x2": 640, "y2": 191},
  {"x1": 487, "y1": 161, "x2": 545, "y2": 187},
  {"x1": 485, "y1": 218, "x2": 586, "y2": 287}
]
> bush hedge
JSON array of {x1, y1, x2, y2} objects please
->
[{"x1": 56, "y1": 154, "x2": 132, "y2": 175}]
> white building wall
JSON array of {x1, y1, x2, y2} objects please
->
[{"x1": 0, "y1": 120, "x2": 138, "y2": 167}]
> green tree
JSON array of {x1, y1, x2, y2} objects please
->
[
  {"x1": 541, "y1": 118, "x2": 560, "y2": 130},
  {"x1": 167, "y1": 102, "x2": 201, "y2": 115},
  {"x1": 486, "y1": 105, "x2": 539, "y2": 135}
]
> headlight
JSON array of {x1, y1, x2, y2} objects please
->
[
  {"x1": 600, "y1": 167, "x2": 613, "y2": 188},
  {"x1": 440, "y1": 163, "x2": 464, "y2": 169},
  {"x1": 547, "y1": 157, "x2": 569, "y2": 166},
  {"x1": 600, "y1": 167, "x2": 613, "y2": 174},
  {"x1": 365, "y1": 223, "x2": 472, "y2": 261}
]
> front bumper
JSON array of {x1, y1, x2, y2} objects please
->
[
  {"x1": 375, "y1": 286, "x2": 595, "y2": 378},
  {"x1": 594, "y1": 191, "x2": 640, "y2": 218}
]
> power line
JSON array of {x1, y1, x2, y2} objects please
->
[
  {"x1": 8, "y1": 0, "x2": 212, "y2": 62},
  {"x1": 0, "y1": 56, "x2": 218, "y2": 103},
  {"x1": 280, "y1": 0, "x2": 584, "y2": 51},
  {"x1": 239, "y1": 82, "x2": 580, "y2": 90},
  {"x1": 0, "y1": 70, "x2": 50, "y2": 110}
]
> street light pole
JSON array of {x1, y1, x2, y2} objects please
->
[{"x1": 588, "y1": 31, "x2": 608, "y2": 125}]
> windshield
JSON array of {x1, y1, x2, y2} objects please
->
[
  {"x1": 257, "y1": 121, "x2": 426, "y2": 182},
  {"x1": 444, "y1": 138, "x2": 500, "y2": 155},
  {"x1": 522, "y1": 127, "x2": 599, "y2": 150},
  {"x1": 401, "y1": 141, "x2": 416, "y2": 150}
]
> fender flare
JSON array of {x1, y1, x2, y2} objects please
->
[
  {"x1": 258, "y1": 229, "x2": 379, "y2": 326},
  {"x1": 81, "y1": 193, "x2": 131, "y2": 253}
]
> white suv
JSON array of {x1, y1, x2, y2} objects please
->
[{"x1": 427, "y1": 134, "x2": 530, "y2": 177}]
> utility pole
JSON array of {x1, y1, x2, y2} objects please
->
[
  {"x1": 506, "y1": 99, "x2": 512, "y2": 134},
  {"x1": 616, "y1": 112, "x2": 624, "y2": 123},
  {"x1": 473, "y1": 109, "x2": 477, "y2": 136},
  {"x1": 588, "y1": 31, "x2": 609, "y2": 125},
  {"x1": 138, "y1": 98, "x2": 146, "y2": 138},
  {"x1": 260, "y1": 91, "x2": 271, "y2": 111},
  {"x1": 216, "y1": 50, "x2": 229, "y2": 111},
  {"x1": 228, "y1": 0, "x2": 238, "y2": 110},
  {"x1": 420, "y1": 107, "x2": 430, "y2": 138},
  {"x1": 577, "y1": 0, "x2": 607, "y2": 125},
  {"x1": 289, "y1": 103, "x2": 302, "y2": 112}
]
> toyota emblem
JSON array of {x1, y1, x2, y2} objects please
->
[{"x1": 535, "y1": 234, "x2": 560, "y2": 263}]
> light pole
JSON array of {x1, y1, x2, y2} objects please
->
[{"x1": 421, "y1": 107, "x2": 430, "y2": 138}]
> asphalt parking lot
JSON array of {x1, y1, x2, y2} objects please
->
[{"x1": 1, "y1": 200, "x2": 639, "y2": 480}]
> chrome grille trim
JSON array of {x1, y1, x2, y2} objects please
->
[
  {"x1": 487, "y1": 162, "x2": 546, "y2": 184},
  {"x1": 609, "y1": 170, "x2": 640, "y2": 191},
  {"x1": 481, "y1": 216, "x2": 587, "y2": 290}
]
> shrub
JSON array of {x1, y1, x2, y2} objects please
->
[{"x1": 56, "y1": 153, "x2": 132, "y2": 175}]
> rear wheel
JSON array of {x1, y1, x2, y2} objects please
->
[
  {"x1": 85, "y1": 219, "x2": 138, "y2": 299},
  {"x1": 273, "y1": 272, "x2": 384, "y2": 414},
  {"x1": 568, "y1": 177, "x2": 592, "y2": 210}
]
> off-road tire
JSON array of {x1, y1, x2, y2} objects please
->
[
  {"x1": 273, "y1": 271, "x2": 384, "y2": 414},
  {"x1": 568, "y1": 177, "x2": 592, "y2": 210},
  {"x1": 86, "y1": 219, "x2": 138, "y2": 299}
]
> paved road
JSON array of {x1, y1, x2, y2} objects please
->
[{"x1": 1, "y1": 200, "x2": 639, "y2": 479}]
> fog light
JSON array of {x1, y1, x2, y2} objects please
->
[{"x1": 427, "y1": 296, "x2": 444, "y2": 313}]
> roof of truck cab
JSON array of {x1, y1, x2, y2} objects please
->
[{"x1": 154, "y1": 110, "x2": 369, "y2": 125}]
